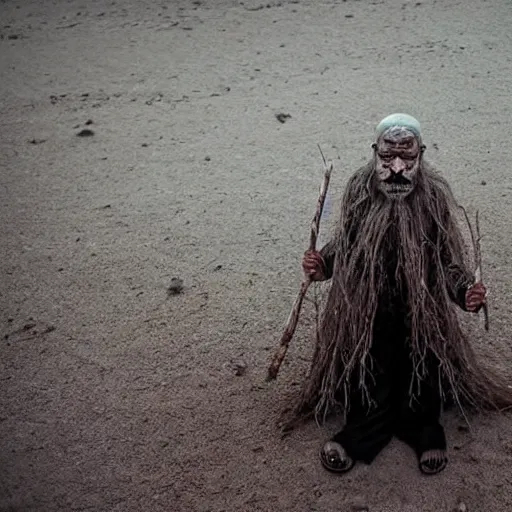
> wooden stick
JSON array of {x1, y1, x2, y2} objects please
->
[
  {"x1": 266, "y1": 151, "x2": 332, "y2": 381},
  {"x1": 475, "y1": 211, "x2": 490, "y2": 330},
  {"x1": 459, "y1": 206, "x2": 489, "y2": 331}
]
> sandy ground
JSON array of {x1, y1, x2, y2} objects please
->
[{"x1": 1, "y1": 0, "x2": 512, "y2": 510}]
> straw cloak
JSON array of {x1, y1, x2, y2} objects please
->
[{"x1": 295, "y1": 160, "x2": 512, "y2": 423}]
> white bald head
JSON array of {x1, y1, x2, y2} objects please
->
[{"x1": 375, "y1": 113, "x2": 421, "y2": 141}]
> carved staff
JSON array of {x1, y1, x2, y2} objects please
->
[{"x1": 267, "y1": 150, "x2": 333, "y2": 381}]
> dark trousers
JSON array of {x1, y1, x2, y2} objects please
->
[{"x1": 333, "y1": 318, "x2": 446, "y2": 464}]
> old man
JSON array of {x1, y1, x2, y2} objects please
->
[{"x1": 299, "y1": 113, "x2": 511, "y2": 475}]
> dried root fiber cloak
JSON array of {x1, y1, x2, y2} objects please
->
[{"x1": 294, "y1": 160, "x2": 512, "y2": 424}]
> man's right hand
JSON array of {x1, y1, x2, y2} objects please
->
[{"x1": 302, "y1": 250, "x2": 326, "y2": 281}]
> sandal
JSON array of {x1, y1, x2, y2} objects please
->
[
  {"x1": 419, "y1": 449, "x2": 448, "y2": 475},
  {"x1": 319, "y1": 441, "x2": 355, "y2": 473}
]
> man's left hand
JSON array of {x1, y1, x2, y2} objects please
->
[{"x1": 465, "y1": 282, "x2": 487, "y2": 313}]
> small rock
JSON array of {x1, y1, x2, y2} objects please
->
[
  {"x1": 205, "y1": 156, "x2": 211, "y2": 161},
  {"x1": 8, "y1": 34, "x2": 19, "y2": 40},
  {"x1": 145, "y1": 93, "x2": 163, "y2": 105},
  {"x1": 350, "y1": 496, "x2": 369, "y2": 511},
  {"x1": 275, "y1": 112, "x2": 291, "y2": 124},
  {"x1": 167, "y1": 277, "x2": 184, "y2": 296},
  {"x1": 76, "y1": 128, "x2": 94, "y2": 137},
  {"x1": 231, "y1": 360, "x2": 247, "y2": 376},
  {"x1": 85, "y1": 119, "x2": 93, "y2": 125},
  {"x1": 453, "y1": 501, "x2": 467, "y2": 512},
  {"x1": 457, "y1": 424, "x2": 469, "y2": 432},
  {"x1": 480, "y1": 180, "x2": 486, "y2": 186},
  {"x1": 28, "y1": 138, "x2": 46, "y2": 145}
]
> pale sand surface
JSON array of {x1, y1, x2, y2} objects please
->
[{"x1": 1, "y1": 1, "x2": 512, "y2": 511}]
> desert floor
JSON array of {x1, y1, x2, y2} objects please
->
[{"x1": 1, "y1": 0, "x2": 512, "y2": 511}]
